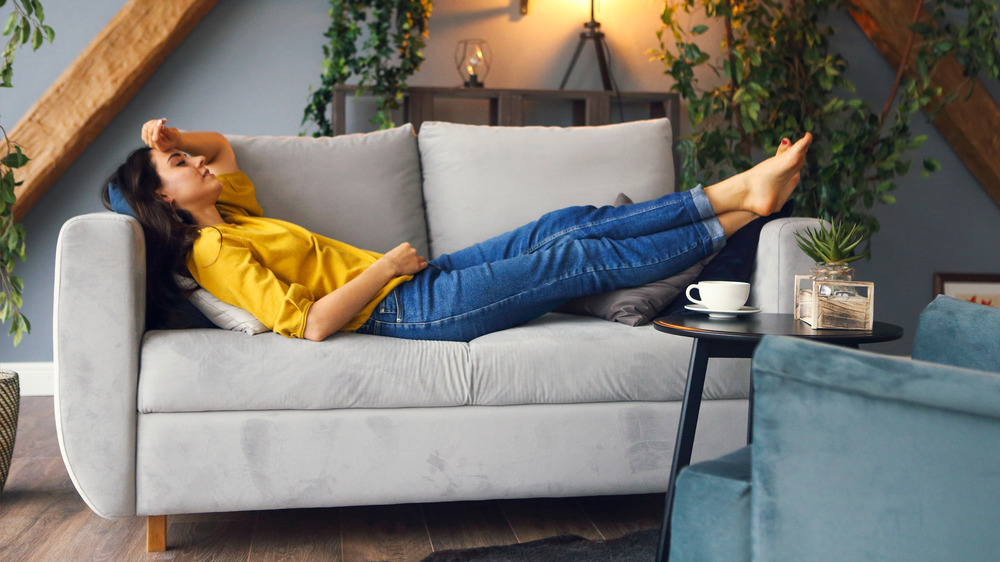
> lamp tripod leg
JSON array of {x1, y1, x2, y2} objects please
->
[
  {"x1": 559, "y1": 36, "x2": 589, "y2": 90},
  {"x1": 593, "y1": 35, "x2": 612, "y2": 91}
]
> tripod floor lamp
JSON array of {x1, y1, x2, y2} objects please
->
[{"x1": 559, "y1": 0, "x2": 612, "y2": 90}]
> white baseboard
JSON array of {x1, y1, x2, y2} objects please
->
[{"x1": 0, "y1": 361, "x2": 54, "y2": 396}]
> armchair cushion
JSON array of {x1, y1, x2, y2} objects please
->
[
  {"x1": 912, "y1": 294, "x2": 1000, "y2": 373},
  {"x1": 670, "y1": 446, "x2": 751, "y2": 562}
]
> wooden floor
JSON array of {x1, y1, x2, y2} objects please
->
[{"x1": 0, "y1": 397, "x2": 663, "y2": 561}]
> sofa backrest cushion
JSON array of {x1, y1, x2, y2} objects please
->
[
  {"x1": 418, "y1": 119, "x2": 675, "y2": 258},
  {"x1": 226, "y1": 125, "x2": 428, "y2": 256}
]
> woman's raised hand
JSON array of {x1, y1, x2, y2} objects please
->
[
  {"x1": 141, "y1": 118, "x2": 182, "y2": 152},
  {"x1": 379, "y1": 242, "x2": 428, "y2": 277}
]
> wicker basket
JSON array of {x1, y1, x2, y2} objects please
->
[{"x1": 0, "y1": 370, "x2": 18, "y2": 493}]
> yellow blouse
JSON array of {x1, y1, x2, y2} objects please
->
[{"x1": 186, "y1": 172, "x2": 411, "y2": 338}]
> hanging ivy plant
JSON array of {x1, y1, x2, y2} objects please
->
[
  {"x1": 303, "y1": 0, "x2": 432, "y2": 136},
  {"x1": 653, "y1": 0, "x2": 1000, "y2": 249},
  {"x1": 0, "y1": 0, "x2": 55, "y2": 346}
]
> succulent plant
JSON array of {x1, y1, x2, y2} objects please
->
[{"x1": 795, "y1": 221, "x2": 870, "y2": 265}]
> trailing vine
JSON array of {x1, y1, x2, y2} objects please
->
[
  {"x1": 653, "y1": 0, "x2": 1000, "y2": 246},
  {"x1": 303, "y1": 0, "x2": 432, "y2": 136},
  {"x1": 0, "y1": 0, "x2": 54, "y2": 345}
]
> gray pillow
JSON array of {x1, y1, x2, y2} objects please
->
[{"x1": 555, "y1": 193, "x2": 717, "y2": 326}]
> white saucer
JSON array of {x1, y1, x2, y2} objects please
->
[{"x1": 685, "y1": 304, "x2": 761, "y2": 319}]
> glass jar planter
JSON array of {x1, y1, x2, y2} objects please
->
[{"x1": 811, "y1": 263, "x2": 856, "y2": 296}]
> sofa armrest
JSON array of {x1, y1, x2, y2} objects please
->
[
  {"x1": 749, "y1": 217, "x2": 820, "y2": 313},
  {"x1": 54, "y1": 213, "x2": 145, "y2": 518}
]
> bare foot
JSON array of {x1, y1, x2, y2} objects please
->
[{"x1": 741, "y1": 133, "x2": 812, "y2": 216}]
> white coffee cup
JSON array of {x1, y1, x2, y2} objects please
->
[{"x1": 686, "y1": 281, "x2": 751, "y2": 310}]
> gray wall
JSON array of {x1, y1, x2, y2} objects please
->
[{"x1": 0, "y1": 0, "x2": 997, "y2": 362}]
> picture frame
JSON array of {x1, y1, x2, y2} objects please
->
[{"x1": 933, "y1": 273, "x2": 1000, "y2": 309}]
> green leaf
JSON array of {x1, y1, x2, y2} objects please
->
[
  {"x1": 0, "y1": 185, "x2": 14, "y2": 204},
  {"x1": 2, "y1": 12, "x2": 17, "y2": 36},
  {"x1": 1, "y1": 147, "x2": 28, "y2": 168},
  {"x1": 691, "y1": 24, "x2": 709, "y2": 35},
  {"x1": 31, "y1": 26, "x2": 42, "y2": 51}
]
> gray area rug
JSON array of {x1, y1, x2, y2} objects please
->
[{"x1": 421, "y1": 528, "x2": 658, "y2": 561}]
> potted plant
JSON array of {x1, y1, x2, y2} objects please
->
[
  {"x1": 302, "y1": 0, "x2": 433, "y2": 136},
  {"x1": 795, "y1": 220, "x2": 870, "y2": 285},
  {"x1": 0, "y1": 0, "x2": 55, "y2": 493},
  {"x1": 652, "y1": 0, "x2": 1000, "y2": 250},
  {"x1": 793, "y1": 220, "x2": 876, "y2": 328}
]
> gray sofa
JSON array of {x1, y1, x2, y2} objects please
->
[{"x1": 53, "y1": 119, "x2": 817, "y2": 547}]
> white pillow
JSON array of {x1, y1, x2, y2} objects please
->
[
  {"x1": 418, "y1": 119, "x2": 675, "y2": 257},
  {"x1": 174, "y1": 276, "x2": 270, "y2": 335}
]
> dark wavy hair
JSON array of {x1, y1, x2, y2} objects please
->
[{"x1": 101, "y1": 147, "x2": 207, "y2": 329}]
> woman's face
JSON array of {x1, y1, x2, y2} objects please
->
[{"x1": 149, "y1": 150, "x2": 222, "y2": 211}]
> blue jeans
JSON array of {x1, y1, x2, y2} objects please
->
[{"x1": 355, "y1": 187, "x2": 725, "y2": 341}]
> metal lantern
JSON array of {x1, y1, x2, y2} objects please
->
[{"x1": 455, "y1": 39, "x2": 491, "y2": 88}]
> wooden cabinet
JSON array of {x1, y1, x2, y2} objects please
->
[{"x1": 331, "y1": 85, "x2": 680, "y2": 136}]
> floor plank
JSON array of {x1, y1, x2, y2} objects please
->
[
  {"x1": 249, "y1": 507, "x2": 341, "y2": 561},
  {"x1": 575, "y1": 494, "x2": 663, "y2": 539},
  {"x1": 499, "y1": 497, "x2": 604, "y2": 543},
  {"x1": 340, "y1": 504, "x2": 432, "y2": 562},
  {"x1": 422, "y1": 500, "x2": 517, "y2": 552}
]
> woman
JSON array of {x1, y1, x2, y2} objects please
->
[{"x1": 104, "y1": 118, "x2": 812, "y2": 342}]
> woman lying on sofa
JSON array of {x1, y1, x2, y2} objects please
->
[{"x1": 103, "y1": 119, "x2": 812, "y2": 342}]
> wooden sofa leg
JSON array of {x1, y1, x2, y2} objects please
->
[{"x1": 147, "y1": 515, "x2": 167, "y2": 552}]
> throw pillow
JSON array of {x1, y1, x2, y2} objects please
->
[
  {"x1": 660, "y1": 199, "x2": 794, "y2": 316},
  {"x1": 555, "y1": 193, "x2": 716, "y2": 326},
  {"x1": 174, "y1": 275, "x2": 270, "y2": 335}
]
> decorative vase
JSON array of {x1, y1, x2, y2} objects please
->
[
  {"x1": 0, "y1": 370, "x2": 18, "y2": 493},
  {"x1": 811, "y1": 262, "x2": 855, "y2": 296}
]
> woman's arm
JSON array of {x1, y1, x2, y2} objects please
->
[
  {"x1": 303, "y1": 242, "x2": 428, "y2": 341},
  {"x1": 140, "y1": 118, "x2": 239, "y2": 175}
]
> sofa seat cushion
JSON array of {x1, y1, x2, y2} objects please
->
[
  {"x1": 138, "y1": 314, "x2": 751, "y2": 413},
  {"x1": 137, "y1": 330, "x2": 471, "y2": 413},
  {"x1": 469, "y1": 313, "x2": 750, "y2": 406}
]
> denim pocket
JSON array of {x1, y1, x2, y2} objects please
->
[{"x1": 376, "y1": 288, "x2": 403, "y2": 323}]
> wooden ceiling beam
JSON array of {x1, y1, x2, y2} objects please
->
[
  {"x1": 9, "y1": 0, "x2": 220, "y2": 222},
  {"x1": 848, "y1": 0, "x2": 1000, "y2": 210}
]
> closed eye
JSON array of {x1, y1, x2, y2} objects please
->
[{"x1": 167, "y1": 152, "x2": 192, "y2": 167}]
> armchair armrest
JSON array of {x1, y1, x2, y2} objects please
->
[
  {"x1": 54, "y1": 213, "x2": 145, "y2": 518},
  {"x1": 749, "y1": 217, "x2": 821, "y2": 313}
]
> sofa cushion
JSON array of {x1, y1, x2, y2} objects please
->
[
  {"x1": 418, "y1": 119, "x2": 675, "y2": 257},
  {"x1": 226, "y1": 125, "x2": 429, "y2": 256},
  {"x1": 469, "y1": 313, "x2": 750, "y2": 406},
  {"x1": 137, "y1": 329, "x2": 471, "y2": 413},
  {"x1": 137, "y1": 314, "x2": 749, "y2": 413}
]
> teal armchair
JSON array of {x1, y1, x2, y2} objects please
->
[{"x1": 670, "y1": 296, "x2": 1000, "y2": 561}]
